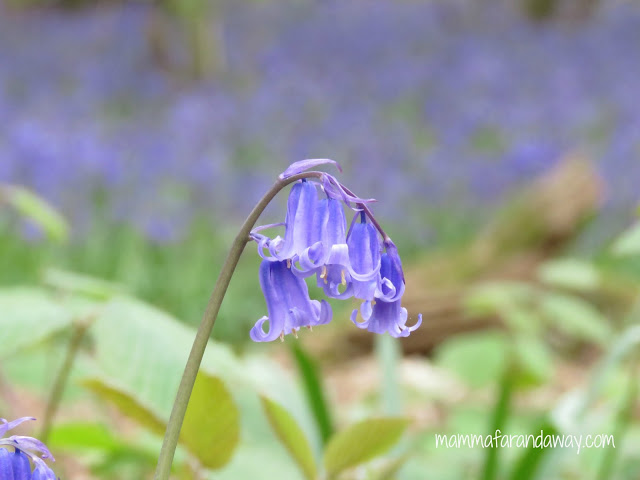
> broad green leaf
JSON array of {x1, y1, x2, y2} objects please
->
[
  {"x1": 261, "y1": 396, "x2": 317, "y2": 480},
  {"x1": 434, "y1": 331, "x2": 508, "y2": 387},
  {"x1": 181, "y1": 373, "x2": 239, "y2": 469},
  {"x1": 84, "y1": 373, "x2": 240, "y2": 470},
  {"x1": 89, "y1": 296, "x2": 238, "y2": 417},
  {"x1": 0, "y1": 287, "x2": 74, "y2": 359},
  {"x1": 513, "y1": 336, "x2": 554, "y2": 388},
  {"x1": 3, "y1": 185, "x2": 68, "y2": 242},
  {"x1": 86, "y1": 297, "x2": 243, "y2": 468},
  {"x1": 324, "y1": 418, "x2": 409, "y2": 477},
  {"x1": 43, "y1": 268, "x2": 125, "y2": 299},
  {"x1": 48, "y1": 422, "x2": 127, "y2": 452},
  {"x1": 464, "y1": 283, "x2": 541, "y2": 335},
  {"x1": 539, "y1": 293, "x2": 612, "y2": 345},
  {"x1": 82, "y1": 378, "x2": 166, "y2": 435},
  {"x1": 538, "y1": 258, "x2": 600, "y2": 291},
  {"x1": 612, "y1": 222, "x2": 640, "y2": 256},
  {"x1": 464, "y1": 282, "x2": 536, "y2": 317}
]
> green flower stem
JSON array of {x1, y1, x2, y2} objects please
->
[
  {"x1": 596, "y1": 360, "x2": 638, "y2": 480},
  {"x1": 41, "y1": 319, "x2": 91, "y2": 442},
  {"x1": 482, "y1": 361, "x2": 516, "y2": 480},
  {"x1": 154, "y1": 171, "x2": 322, "y2": 480}
]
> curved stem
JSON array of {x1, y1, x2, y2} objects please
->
[
  {"x1": 41, "y1": 320, "x2": 90, "y2": 443},
  {"x1": 154, "y1": 171, "x2": 322, "y2": 480},
  {"x1": 338, "y1": 184, "x2": 389, "y2": 241}
]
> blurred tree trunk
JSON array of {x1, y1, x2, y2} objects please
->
[
  {"x1": 147, "y1": 0, "x2": 226, "y2": 81},
  {"x1": 522, "y1": 0, "x2": 601, "y2": 21}
]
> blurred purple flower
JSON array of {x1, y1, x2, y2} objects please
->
[{"x1": 0, "y1": 417, "x2": 57, "y2": 480}]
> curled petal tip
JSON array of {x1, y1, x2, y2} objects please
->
[{"x1": 279, "y1": 159, "x2": 341, "y2": 180}]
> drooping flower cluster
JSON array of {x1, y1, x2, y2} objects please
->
[
  {"x1": 0, "y1": 417, "x2": 57, "y2": 479},
  {"x1": 249, "y1": 159, "x2": 421, "y2": 342}
]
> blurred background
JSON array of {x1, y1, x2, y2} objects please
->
[{"x1": 1, "y1": 0, "x2": 640, "y2": 479}]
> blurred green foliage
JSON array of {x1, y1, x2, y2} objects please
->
[{"x1": 2, "y1": 186, "x2": 640, "y2": 480}]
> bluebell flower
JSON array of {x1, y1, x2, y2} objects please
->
[
  {"x1": 375, "y1": 239, "x2": 406, "y2": 303},
  {"x1": 250, "y1": 160, "x2": 420, "y2": 341},
  {"x1": 350, "y1": 239, "x2": 421, "y2": 337},
  {"x1": 346, "y1": 213, "x2": 383, "y2": 301},
  {"x1": 0, "y1": 417, "x2": 57, "y2": 479},
  {"x1": 254, "y1": 180, "x2": 319, "y2": 262},
  {"x1": 293, "y1": 198, "x2": 380, "y2": 300},
  {"x1": 250, "y1": 260, "x2": 332, "y2": 342},
  {"x1": 351, "y1": 297, "x2": 422, "y2": 338}
]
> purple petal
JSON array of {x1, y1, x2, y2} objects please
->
[
  {"x1": 352, "y1": 299, "x2": 421, "y2": 337},
  {"x1": 9, "y1": 436, "x2": 54, "y2": 461},
  {"x1": 321, "y1": 174, "x2": 376, "y2": 206},
  {"x1": 31, "y1": 458, "x2": 57, "y2": 480},
  {"x1": 279, "y1": 159, "x2": 342, "y2": 180},
  {"x1": 251, "y1": 260, "x2": 332, "y2": 342},
  {"x1": 0, "y1": 417, "x2": 35, "y2": 437},
  {"x1": 0, "y1": 448, "x2": 13, "y2": 480},
  {"x1": 11, "y1": 450, "x2": 31, "y2": 479}
]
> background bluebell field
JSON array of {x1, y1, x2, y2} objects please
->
[{"x1": 1, "y1": 1, "x2": 640, "y2": 479}]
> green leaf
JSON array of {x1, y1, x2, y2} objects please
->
[
  {"x1": 538, "y1": 258, "x2": 600, "y2": 291},
  {"x1": 261, "y1": 396, "x2": 317, "y2": 480},
  {"x1": 86, "y1": 297, "x2": 242, "y2": 469},
  {"x1": 82, "y1": 378, "x2": 167, "y2": 435},
  {"x1": 434, "y1": 331, "x2": 509, "y2": 387},
  {"x1": 464, "y1": 282, "x2": 536, "y2": 317},
  {"x1": 89, "y1": 296, "x2": 238, "y2": 417},
  {"x1": 323, "y1": 418, "x2": 409, "y2": 477},
  {"x1": 84, "y1": 373, "x2": 240, "y2": 470},
  {"x1": 290, "y1": 343, "x2": 334, "y2": 445},
  {"x1": 3, "y1": 185, "x2": 68, "y2": 242},
  {"x1": 464, "y1": 282, "x2": 541, "y2": 334},
  {"x1": 612, "y1": 222, "x2": 640, "y2": 256},
  {"x1": 539, "y1": 293, "x2": 612, "y2": 345},
  {"x1": 48, "y1": 422, "x2": 126, "y2": 452},
  {"x1": 0, "y1": 287, "x2": 74, "y2": 359},
  {"x1": 42, "y1": 268, "x2": 125, "y2": 299},
  {"x1": 513, "y1": 336, "x2": 554, "y2": 388},
  {"x1": 508, "y1": 421, "x2": 559, "y2": 480},
  {"x1": 482, "y1": 365, "x2": 516, "y2": 480},
  {"x1": 181, "y1": 372, "x2": 239, "y2": 469}
]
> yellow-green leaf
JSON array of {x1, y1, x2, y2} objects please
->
[
  {"x1": 82, "y1": 378, "x2": 166, "y2": 435},
  {"x1": 181, "y1": 372, "x2": 240, "y2": 470},
  {"x1": 261, "y1": 396, "x2": 317, "y2": 480},
  {"x1": 3, "y1": 185, "x2": 68, "y2": 242},
  {"x1": 324, "y1": 418, "x2": 409, "y2": 477}
]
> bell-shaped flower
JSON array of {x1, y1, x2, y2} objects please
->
[
  {"x1": 374, "y1": 240, "x2": 406, "y2": 302},
  {"x1": 293, "y1": 198, "x2": 379, "y2": 300},
  {"x1": 351, "y1": 298, "x2": 422, "y2": 338},
  {"x1": 347, "y1": 215, "x2": 383, "y2": 301},
  {"x1": 253, "y1": 180, "x2": 319, "y2": 262},
  {"x1": 0, "y1": 417, "x2": 57, "y2": 479},
  {"x1": 250, "y1": 260, "x2": 332, "y2": 342}
]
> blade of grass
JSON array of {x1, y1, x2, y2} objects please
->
[
  {"x1": 290, "y1": 343, "x2": 334, "y2": 445},
  {"x1": 482, "y1": 363, "x2": 516, "y2": 480},
  {"x1": 596, "y1": 362, "x2": 637, "y2": 480}
]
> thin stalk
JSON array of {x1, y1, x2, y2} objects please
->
[
  {"x1": 154, "y1": 171, "x2": 322, "y2": 480},
  {"x1": 40, "y1": 320, "x2": 90, "y2": 442},
  {"x1": 482, "y1": 362, "x2": 516, "y2": 480},
  {"x1": 595, "y1": 361, "x2": 638, "y2": 480}
]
